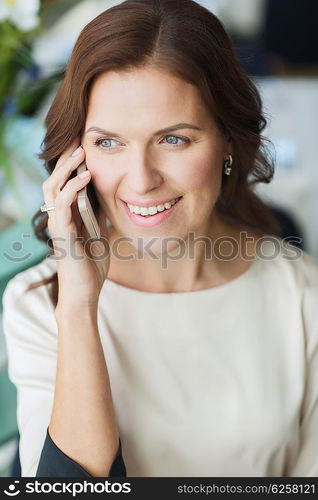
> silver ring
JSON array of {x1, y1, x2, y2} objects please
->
[{"x1": 40, "y1": 203, "x2": 55, "y2": 213}]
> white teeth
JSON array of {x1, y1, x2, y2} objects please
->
[
  {"x1": 148, "y1": 206, "x2": 158, "y2": 215},
  {"x1": 127, "y1": 197, "x2": 179, "y2": 216}
]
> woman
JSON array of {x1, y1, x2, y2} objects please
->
[{"x1": 3, "y1": 0, "x2": 318, "y2": 477}]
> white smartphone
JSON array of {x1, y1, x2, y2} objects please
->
[{"x1": 77, "y1": 162, "x2": 101, "y2": 239}]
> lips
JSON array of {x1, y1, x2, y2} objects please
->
[
  {"x1": 122, "y1": 196, "x2": 181, "y2": 209},
  {"x1": 121, "y1": 196, "x2": 182, "y2": 227}
]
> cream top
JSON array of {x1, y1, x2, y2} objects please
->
[{"x1": 2, "y1": 239, "x2": 318, "y2": 477}]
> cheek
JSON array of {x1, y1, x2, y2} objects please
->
[
  {"x1": 179, "y1": 153, "x2": 223, "y2": 223},
  {"x1": 179, "y1": 154, "x2": 221, "y2": 192},
  {"x1": 86, "y1": 156, "x2": 120, "y2": 197}
]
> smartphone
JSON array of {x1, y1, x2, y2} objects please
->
[{"x1": 77, "y1": 162, "x2": 101, "y2": 239}]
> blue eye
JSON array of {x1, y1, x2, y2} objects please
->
[
  {"x1": 162, "y1": 135, "x2": 189, "y2": 146},
  {"x1": 94, "y1": 138, "x2": 119, "y2": 150},
  {"x1": 93, "y1": 134, "x2": 190, "y2": 152}
]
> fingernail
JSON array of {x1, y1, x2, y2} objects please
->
[
  {"x1": 79, "y1": 170, "x2": 90, "y2": 178},
  {"x1": 71, "y1": 146, "x2": 83, "y2": 156}
]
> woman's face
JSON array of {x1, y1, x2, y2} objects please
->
[{"x1": 81, "y1": 66, "x2": 231, "y2": 254}]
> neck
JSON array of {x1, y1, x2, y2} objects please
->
[{"x1": 107, "y1": 212, "x2": 261, "y2": 293}]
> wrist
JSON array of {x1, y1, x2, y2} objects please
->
[{"x1": 55, "y1": 299, "x2": 98, "y2": 323}]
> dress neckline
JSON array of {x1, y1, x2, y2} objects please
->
[{"x1": 103, "y1": 245, "x2": 264, "y2": 298}]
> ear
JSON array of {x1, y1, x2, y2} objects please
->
[
  {"x1": 221, "y1": 147, "x2": 232, "y2": 162},
  {"x1": 225, "y1": 135, "x2": 233, "y2": 156}
]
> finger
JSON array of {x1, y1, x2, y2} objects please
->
[
  {"x1": 55, "y1": 139, "x2": 81, "y2": 169},
  {"x1": 53, "y1": 170, "x2": 92, "y2": 231},
  {"x1": 40, "y1": 179, "x2": 56, "y2": 221},
  {"x1": 43, "y1": 147, "x2": 85, "y2": 200}
]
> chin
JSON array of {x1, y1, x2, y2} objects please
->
[{"x1": 126, "y1": 233, "x2": 185, "y2": 259}]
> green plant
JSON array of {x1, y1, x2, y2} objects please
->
[{"x1": 0, "y1": 1, "x2": 62, "y2": 200}]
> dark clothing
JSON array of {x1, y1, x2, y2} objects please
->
[{"x1": 36, "y1": 429, "x2": 127, "y2": 477}]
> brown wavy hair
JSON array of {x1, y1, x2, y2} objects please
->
[{"x1": 28, "y1": 0, "x2": 280, "y2": 307}]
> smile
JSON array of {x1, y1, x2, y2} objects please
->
[{"x1": 121, "y1": 197, "x2": 182, "y2": 227}]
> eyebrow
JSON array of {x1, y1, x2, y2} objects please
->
[{"x1": 84, "y1": 122, "x2": 202, "y2": 137}]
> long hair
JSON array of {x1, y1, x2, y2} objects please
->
[{"x1": 28, "y1": 0, "x2": 280, "y2": 307}]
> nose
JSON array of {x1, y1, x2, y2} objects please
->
[{"x1": 125, "y1": 149, "x2": 163, "y2": 195}]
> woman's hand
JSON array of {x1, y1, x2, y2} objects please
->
[{"x1": 42, "y1": 141, "x2": 110, "y2": 309}]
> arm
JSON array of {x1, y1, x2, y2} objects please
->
[
  {"x1": 36, "y1": 427, "x2": 126, "y2": 477},
  {"x1": 46, "y1": 302, "x2": 121, "y2": 477},
  {"x1": 37, "y1": 141, "x2": 121, "y2": 476},
  {"x1": 2, "y1": 270, "x2": 126, "y2": 477}
]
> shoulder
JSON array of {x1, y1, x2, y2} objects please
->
[
  {"x1": 258, "y1": 237, "x2": 318, "y2": 290},
  {"x1": 2, "y1": 255, "x2": 57, "y2": 304},
  {"x1": 257, "y1": 237, "x2": 318, "y2": 334},
  {"x1": 2, "y1": 256, "x2": 58, "y2": 344}
]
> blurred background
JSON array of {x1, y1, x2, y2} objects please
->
[{"x1": 0, "y1": 0, "x2": 317, "y2": 477}]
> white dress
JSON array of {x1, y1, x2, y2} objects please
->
[{"x1": 2, "y1": 238, "x2": 318, "y2": 477}]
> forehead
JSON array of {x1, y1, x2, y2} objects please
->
[{"x1": 86, "y1": 67, "x2": 211, "y2": 124}]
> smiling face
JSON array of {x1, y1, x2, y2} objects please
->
[{"x1": 81, "y1": 66, "x2": 231, "y2": 254}]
